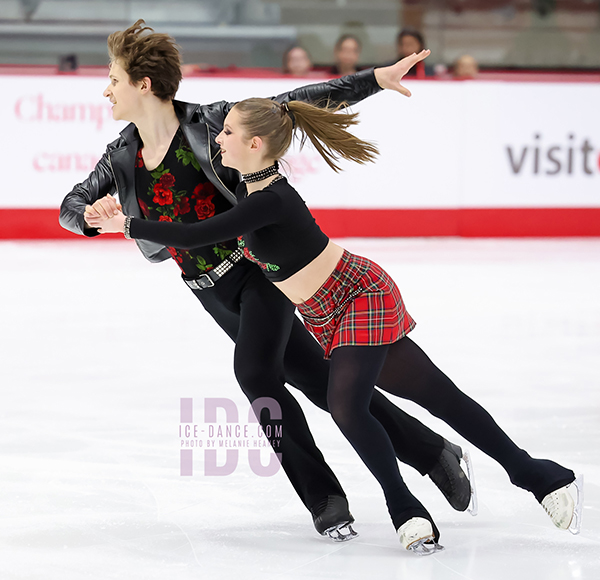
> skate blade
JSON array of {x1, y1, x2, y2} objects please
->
[
  {"x1": 323, "y1": 522, "x2": 358, "y2": 542},
  {"x1": 461, "y1": 449, "x2": 479, "y2": 517},
  {"x1": 568, "y1": 474, "x2": 584, "y2": 535},
  {"x1": 408, "y1": 537, "x2": 445, "y2": 556}
]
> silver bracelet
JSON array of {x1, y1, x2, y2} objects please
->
[{"x1": 123, "y1": 215, "x2": 133, "y2": 239}]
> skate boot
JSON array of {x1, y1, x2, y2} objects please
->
[
  {"x1": 311, "y1": 495, "x2": 358, "y2": 542},
  {"x1": 428, "y1": 439, "x2": 478, "y2": 515},
  {"x1": 541, "y1": 474, "x2": 584, "y2": 535},
  {"x1": 397, "y1": 517, "x2": 444, "y2": 556}
]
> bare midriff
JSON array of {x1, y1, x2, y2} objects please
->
[{"x1": 273, "y1": 240, "x2": 344, "y2": 305}]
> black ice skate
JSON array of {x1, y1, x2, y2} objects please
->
[
  {"x1": 311, "y1": 495, "x2": 358, "y2": 542},
  {"x1": 428, "y1": 439, "x2": 478, "y2": 515}
]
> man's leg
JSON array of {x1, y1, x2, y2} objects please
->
[
  {"x1": 192, "y1": 263, "x2": 471, "y2": 511},
  {"x1": 189, "y1": 265, "x2": 347, "y2": 512}
]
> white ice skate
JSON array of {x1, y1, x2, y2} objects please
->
[
  {"x1": 461, "y1": 449, "x2": 479, "y2": 517},
  {"x1": 541, "y1": 474, "x2": 584, "y2": 535},
  {"x1": 397, "y1": 518, "x2": 444, "y2": 556}
]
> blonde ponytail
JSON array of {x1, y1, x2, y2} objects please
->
[
  {"x1": 287, "y1": 100, "x2": 378, "y2": 172},
  {"x1": 233, "y1": 98, "x2": 379, "y2": 173}
]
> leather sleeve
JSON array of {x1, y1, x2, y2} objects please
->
[
  {"x1": 215, "y1": 68, "x2": 383, "y2": 118},
  {"x1": 59, "y1": 145, "x2": 117, "y2": 238},
  {"x1": 276, "y1": 68, "x2": 383, "y2": 108}
]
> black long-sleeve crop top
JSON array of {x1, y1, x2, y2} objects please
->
[{"x1": 128, "y1": 177, "x2": 330, "y2": 282}]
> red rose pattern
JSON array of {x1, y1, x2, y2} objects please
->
[
  {"x1": 138, "y1": 199, "x2": 149, "y2": 216},
  {"x1": 160, "y1": 172, "x2": 176, "y2": 188},
  {"x1": 195, "y1": 194, "x2": 215, "y2": 220},
  {"x1": 192, "y1": 181, "x2": 215, "y2": 198},
  {"x1": 153, "y1": 182, "x2": 173, "y2": 206},
  {"x1": 136, "y1": 136, "x2": 235, "y2": 276},
  {"x1": 167, "y1": 247, "x2": 185, "y2": 270},
  {"x1": 174, "y1": 196, "x2": 190, "y2": 217},
  {"x1": 135, "y1": 149, "x2": 144, "y2": 168}
]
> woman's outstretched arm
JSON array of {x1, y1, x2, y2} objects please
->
[{"x1": 86, "y1": 190, "x2": 283, "y2": 249}]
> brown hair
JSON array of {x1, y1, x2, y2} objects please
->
[
  {"x1": 233, "y1": 99, "x2": 378, "y2": 172},
  {"x1": 335, "y1": 34, "x2": 362, "y2": 52},
  {"x1": 107, "y1": 19, "x2": 182, "y2": 102},
  {"x1": 282, "y1": 45, "x2": 312, "y2": 74}
]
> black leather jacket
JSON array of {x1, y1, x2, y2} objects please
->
[{"x1": 59, "y1": 68, "x2": 383, "y2": 263}]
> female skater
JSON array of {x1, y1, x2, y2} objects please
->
[
  {"x1": 86, "y1": 84, "x2": 582, "y2": 555},
  {"x1": 61, "y1": 20, "x2": 477, "y2": 542}
]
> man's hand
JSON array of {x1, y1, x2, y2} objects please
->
[
  {"x1": 84, "y1": 194, "x2": 122, "y2": 228},
  {"x1": 374, "y1": 49, "x2": 431, "y2": 97},
  {"x1": 84, "y1": 207, "x2": 127, "y2": 235},
  {"x1": 83, "y1": 193, "x2": 123, "y2": 228}
]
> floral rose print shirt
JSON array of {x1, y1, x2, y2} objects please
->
[{"x1": 135, "y1": 127, "x2": 238, "y2": 277}]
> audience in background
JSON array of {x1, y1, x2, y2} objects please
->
[
  {"x1": 330, "y1": 34, "x2": 362, "y2": 77},
  {"x1": 397, "y1": 28, "x2": 434, "y2": 78},
  {"x1": 282, "y1": 45, "x2": 314, "y2": 76},
  {"x1": 453, "y1": 54, "x2": 479, "y2": 79}
]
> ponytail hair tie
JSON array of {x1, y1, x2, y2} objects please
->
[{"x1": 281, "y1": 101, "x2": 296, "y2": 129}]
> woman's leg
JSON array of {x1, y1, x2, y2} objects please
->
[
  {"x1": 283, "y1": 316, "x2": 446, "y2": 474},
  {"x1": 328, "y1": 344, "x2": 439, "y2": 536},
  {"x1": 377, "y1": 336, "x2": 575, "y2": 502}
]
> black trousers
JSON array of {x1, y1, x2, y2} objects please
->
[{"x1": 190, "y1": 260, "x2": 444, "y2": 511}]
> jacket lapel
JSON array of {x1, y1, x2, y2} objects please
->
[
  {"x1": 109, "y1": 142, "x2": 142, "y2": 219},
  {"x1": 176, "y1": 102, "x2": 238, "y2": 206}
]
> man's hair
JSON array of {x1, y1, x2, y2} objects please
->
[{"x1": 107, "y1": 19, "x2": 182, "y2": 102}]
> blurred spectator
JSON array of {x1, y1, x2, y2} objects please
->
[
  {"x1": 283, "y1": 45, "x2": 313, "y2": 76},
  {"x1": 397, "y1": 27, "x2": 434, "y2": 78},
  {"x1": 453, "y1": 54, "x2": 479, "y2": 79},
  {"x1": 181, "y1": 62, "x2": 213, "y2": 76},
  {"x1": 58, "y1": 54, "x2": 78, "y2": 73},
  {"x1": 330, "y1": 34, "x2": 362, "y2": 77}
]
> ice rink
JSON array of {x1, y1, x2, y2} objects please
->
[{"x1": 1, "y1": 237, "x2": 598, "y2": 580}]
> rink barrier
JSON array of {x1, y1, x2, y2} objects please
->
[{"x1": 1, "y1": 207, "x2": 599, "y2": 239}]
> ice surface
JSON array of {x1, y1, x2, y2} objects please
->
[{"x1": 0, "y1": 238, "x2": 598, "y2": 579}]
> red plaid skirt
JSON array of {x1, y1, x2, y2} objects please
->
[{"x1": 297, "y1": 250, "x2": 416, "y2": 359}]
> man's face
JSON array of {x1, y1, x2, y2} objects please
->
[{"x1": 103, "y1": 61, "x2": 143, "y2": 121}]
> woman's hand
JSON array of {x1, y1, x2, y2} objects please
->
[{"x1": 373, "y1": 49, "x2": 431, "y2": 97}]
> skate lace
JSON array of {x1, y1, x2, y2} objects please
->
[
  {"x1": 440, "y1": 454, "x2": 457, "y2": 493},
  {"x1": 541, "y1": 492, "x2": 559, "y2": 517}
]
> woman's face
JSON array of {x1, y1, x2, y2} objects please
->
[
  {"x1": 335, "y1": 38, "x2": 360, "y2": 68},
  {"x1": 103, "y1": 61, "x2": 144, "y2": 121},
  {"x1": 216, "y1": 108, "x2": 254, "y2": 171},
  {"x1": 286, "y1": 47, "x2": 312, "y2": 76}
]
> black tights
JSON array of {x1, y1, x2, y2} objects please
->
[
  {"x1": 378, "y1": 338, "x2": 574, "y2": 502},
  {"x1": 329, "y1": 337, "x2": 575, "y2": 531},
  {"x1": 329, "y1": 344, "x2": 437, "y2": 532}
]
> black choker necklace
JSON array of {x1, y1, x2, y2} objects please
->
[{"x1": 241, "y1": 161, "x2": 280, "y2": 183}]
